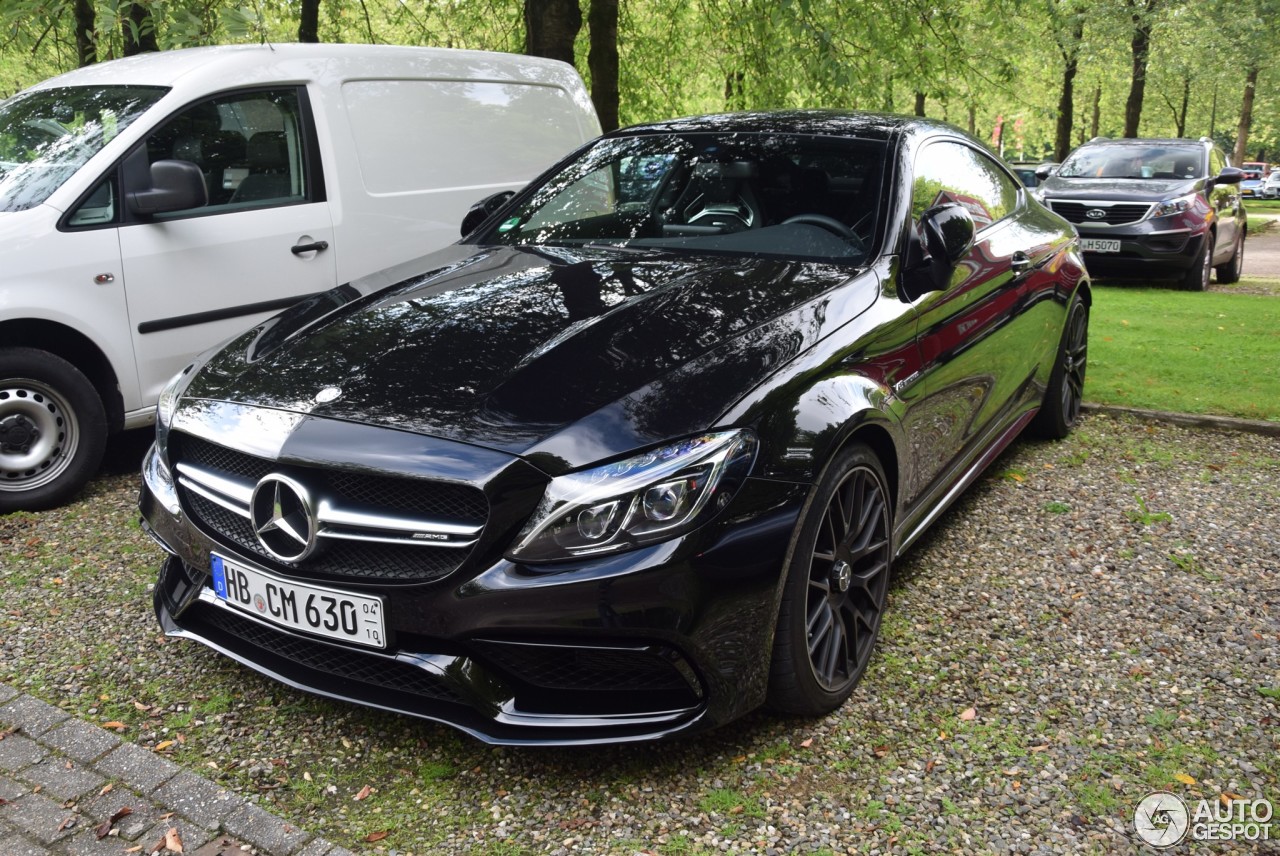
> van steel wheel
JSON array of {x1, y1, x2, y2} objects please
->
[
  {"x1": 0, "y1": 348, "x2": 107, "y2": 512},
  {"x1": 768, "y1": 444, "x2": 892, "y2": 715}
]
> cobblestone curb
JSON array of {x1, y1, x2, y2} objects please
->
[{"x1": 0, "y1": 685, "x2": 353, "y2": 856}]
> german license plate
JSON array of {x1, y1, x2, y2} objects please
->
[
  {"x1": 210, "y1": 554, "x2": 386, "y2": 649},
  {"x1": 1081, "y1": 238, "x2": 1120, "y2": 253}
]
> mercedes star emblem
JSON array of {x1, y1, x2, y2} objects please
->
[{"x1": 250, "y1": 474, "x2": 318, "y2": 562}]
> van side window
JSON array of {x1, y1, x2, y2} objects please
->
[
  {"x1": 144, "y1": 89, "x2": 309, "y2": 216},
  {"x1": 66, "y1": 176, "x2": 116, "y2": 226}
]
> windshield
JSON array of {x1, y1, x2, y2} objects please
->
[
  {"x1": 482, "y1": 131, "x2": 886, "y2": 263},
  {"x1": 1057, "y1": 143, "x2": 1204, "y2": 180},
  {"x1": 0, "y1": 85, "x2": 167, "y2": 212}
]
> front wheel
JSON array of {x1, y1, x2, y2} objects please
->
[
  {"x1": 1215, "y1": 228, "x2": 1245, "y2": 284},
  {"x1": 767, "y1": 444, "x2": 892, "y2": 716},
  {"x1": 1181, "y1": 234, "x2": 1213, "y2": 291},
  {"x1": 0, "y1": 348, "x2": 107, "y2": 512}
]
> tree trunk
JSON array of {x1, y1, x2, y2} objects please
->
[
  {"x1": 298, "y1": 0, "x2": 321, "y2": 43},
  {"x1": 524, "y1": 0, "x2": 582, "y2": 67},
  {"x1": 121, "y1": 2, "x2": 158, "y2": 56},
  {"x1": 913, "y1": 90, "x2": 926, "y2": 117},
  {"x1": 71, "y1": 0, "x2": 95, "y2": 66},
  {"x1": 1175, "y1": 77, "x2": 1188, "y2": 137},
  {"x1": 1233, "y1": 66, "x2": 1259, "y2": 165},
  {"x1": 1090, "y1": 84, "x2": 1101, "y2": 139},
  {"x1": 587, "y1": 0, "x2": 619, "y2": 131},
  {"x1": 968, "y1": 103, "x2": 976, "y2": 135},
  {"x1": 1123, "y1": 0, "x2": 1156, "y2": 138},
  {"x1": 1054, "y1": 17, "x2": 1083, "y2": 162},
  {"x1": 725, "y1": 71, "x2": 746, "y2": 111}
]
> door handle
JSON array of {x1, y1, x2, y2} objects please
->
[
  {"x1": 291, "y1": 240, "x2": 329, "y2": 255},
  {"x1": 1010, "y1": 251, "x2": 1032, "y2": 274}
]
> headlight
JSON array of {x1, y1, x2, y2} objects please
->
[
  {"x1": 1152, "y1": 193, "x2": 1198, "y2": 218},
  {"x1": 508, "y1": 430, "x2": 757, "y2": 563},
  {"x1": 156, "y1": 364, "x2": 195, "y2": 431}
]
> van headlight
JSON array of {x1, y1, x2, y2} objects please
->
[
  {"x1": 508, "y1": 430, "x2": 757, "y2": 563},
  {"x1": 1152, "y1": 193, "x2": 1198, "y2": 218}
]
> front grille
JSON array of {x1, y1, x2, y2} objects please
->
[
  {"x1": 172, "y1": 432, "x2": 487, "y2": 584},
  {"x1": 196, "y1": 605, "x2": 465, "y2": 704},
  {"x1": 1048, "y1": 200, "x2": 1153, "y2": 226}
]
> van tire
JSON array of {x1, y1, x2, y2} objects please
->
[{"x1": 0, "y1": 348, "x2": 107, "y2": 512}]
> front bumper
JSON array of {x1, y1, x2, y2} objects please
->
[
  {"x1": 141, "y1": 433, "x2": 806, "y2": 746},
  {"x1": 1074, "y1": 224, "x2": 1206, "y2": 279}
]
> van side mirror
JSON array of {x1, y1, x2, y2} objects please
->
[
  {"x1": 461, "y1": 190, "x2": 516, "y2": 238},
  {"x1": 900, "y1": 203, "x2": 976, "y2": 302},
  {"x1": 128, "y1": 159, "x2": 208, "y2": 216}
]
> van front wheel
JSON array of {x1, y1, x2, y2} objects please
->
[{"x1": 0, "y1": 348, "x2": 107, "y2": 512}]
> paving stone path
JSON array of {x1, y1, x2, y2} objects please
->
[{"x1": 0, "y1": 684, "x2": 351, "y2": 856}]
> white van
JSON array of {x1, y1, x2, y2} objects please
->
[{"x1": 0, "y1": 43, "x2": 600, "y2": 510}]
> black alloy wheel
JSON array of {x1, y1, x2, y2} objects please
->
[
  {"x1": 768, "y1": 444, "x2": 892, "y2": 715},
  {"x1": 1031, "y1": 293, "x2": 1089, "y2": 440}
]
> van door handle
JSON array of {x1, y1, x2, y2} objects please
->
[{"x1": 291, "y1": 240, "x2": 330, "y2": 255}]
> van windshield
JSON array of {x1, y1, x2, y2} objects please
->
[{"x1": 0, "y1": 85, "x2": 167, "y2": 212}]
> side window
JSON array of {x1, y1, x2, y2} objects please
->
[
  {"x1": 911, "y1": 141, "x2": 1018, "y2": 231},
  {"x1": 519, "y1": 165, "x2": 618, "y2": 233},
  {"x1": 1209, "y1": 148, "x2": 1225, "y2": 176},
  {"x1": 143, "y1": 89, "x2": 308, "y2": 216},
  {"x1": 66, "y1": 175, "x2": 116, "y2": 226}
]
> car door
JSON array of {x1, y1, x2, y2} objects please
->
[
  {"x1": 894, "y1": 139, "x2": 1042, "y2": 510},
  {"x1": 110, "y1": 87, "x2": 336, "y2": 409},
  {"x1": 1208, "y1": 147, "x2": 1240, "y2": 262}
]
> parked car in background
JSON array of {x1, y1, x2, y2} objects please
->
[
  {"x1": 1241, "y1": 161, "x2": 1269, "y2": 176},
  {"x1": 142, "y1": 110, "x2": 1092, "y2": 745},
  {"x1": 1010, "y1": 161, "x2": 1057, "y2": 188},
  {"x1": 1263, "y1": 170, "x2": 1280, "y2": 198},
  {"x1": 0, "y1": 43, "x2": 600, "y2": 512},
  {"x1": 1034, "y1": 136, "x2": 1245, "y2": 290},
  {"x1": 1240, "y1": 164, "x2": 1265, "y2": 197}
]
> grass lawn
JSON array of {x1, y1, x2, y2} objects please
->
[{"x1": 1085, "y1": 284, "x2": 1280, "y2": 421}]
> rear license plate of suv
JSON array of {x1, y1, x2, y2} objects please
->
[{"x1": 210, "y1": 554, "x2": 386, "y2": 649}]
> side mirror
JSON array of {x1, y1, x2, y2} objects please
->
[
  {"x1": 1214, "y1": 167, "x2": 1244, "y2": 186},
  {"x1": 1035, "y1": 163, "x2": 1056, "y2": 181},
  {"x1": 461, "y1": 190, "x2": 516, "y2": 238},
  {"x1": 127, "y1": 159, "x2": 207, "y2": 216},
  {"x1": 900, "y1": 203, "x2": 975, "y2": 301}
]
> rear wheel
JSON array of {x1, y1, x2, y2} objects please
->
[
  {"x1": 1030, "y1": 293, "x2": 1089, "y2": 440},
  {"x1": 767, "y1": 444, "x2": 892, "y2": 715},
  {"x1": 1182, "y1": 234, "x2": 1213, "y2": 291},
  {"x1": 1215, "y1": 228, "x2": 1244, "y2": 284},
  {"x1": 0, "y1": 348, "x2": 107, "y2": 512}
]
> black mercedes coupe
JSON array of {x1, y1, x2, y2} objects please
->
[{"x1": 141, "y1": 111, "x2": 1090, "y2": 745}]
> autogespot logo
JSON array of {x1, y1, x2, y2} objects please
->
[
  {"x1": 1135, "y1": 792, "x2": 1190, "y2": 848},
  {"x1": 1136, "y1": 791, "x2": 1275, "y2": 848}
]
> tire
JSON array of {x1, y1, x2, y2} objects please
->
[
  {"x1": 767, "y1": 444, "x2": 892, "y2": 716},
  {"x1": 1215, "y1": 227, "x2": 1245, "y2": 285},
  {"x1": 1030, "y1": 293, "x2": 1089, "y2": 440},
  {"x1": 0, "y1": 347, "x2": 107, "y2": 512},
  {"x1": 1181, "y1": 233, "x2": 1212, "y2": 291}
]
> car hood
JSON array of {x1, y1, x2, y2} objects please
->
[
  {"x1": 183, "y1": 244, "x2": 875, "y2": 473},
  {"x1": 1038, "y1": 176, "x2": 1203, "y2": 201}
]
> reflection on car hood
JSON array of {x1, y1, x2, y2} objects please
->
[
  {"x1": 1039, "y1": 176, "x2": 1202, "y2": 201},
  {"x1": 184, "y1": 245, "x2": 874, "y2": 472}
]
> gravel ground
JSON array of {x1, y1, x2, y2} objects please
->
[{"x1": 1, "y1": 413, "x2": 1278, "y2": 855}]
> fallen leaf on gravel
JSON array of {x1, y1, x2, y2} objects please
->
[
  {"x1": 132, "y1": 701, "x2": 150, "y2": 711},
  {"x1": 925, "y1": 759, "x2": 936, "y2": 773},
  {"x1": 162, "y1": 826, "x2": 183, "y2": 852},
  {"x1": 102, "y1": 721, "x2": 127, "y2": 731},
  {"x1": 99, "y1": 784, "x2": 113, "y2": 796},
  {"x1": 64, "y1": 760, "x2": 73, "y2": 770},
  {"x1": 873, "y1": 745, "x2": 889, "y2": 757},
  {"x1": 303, "y1": 771, "x2": 312, "y2": 781},
  {"x1": 959, "y1": 707, "x2": 976, "y2": 721},
  {"x1": 155, "y1": 740, "x2": 175, "y2": 751},
  {"x1": 800, "y1": 738, "x2": 813, "y2": 748},
  {"x1": 354, "y1": 785, "x2": 373, "y2": 801},
  {"x1": 365, "y1": 830, "x2": 390, "y2": 842},
  {"x1": 1175, "y1": 773, "x2": 1197, "y2": 785},
  {"x1": 1222, "y1": 792, "x2": 1245, "y2": 806},
  {"x1": 95, "y1": 806, "x2": 133, "y2": 839},
  {"x1": 1029, "y1": 744, "x2": 1050, "y2": 752},
  {"x1": 125, "y1": 848, "x2": 141, "y2": 854}
]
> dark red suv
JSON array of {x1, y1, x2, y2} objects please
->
[{"x1": 1034, "y1": 137, "x2": 1246, "y2": 290}]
